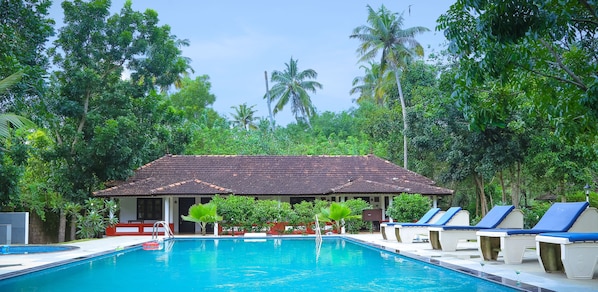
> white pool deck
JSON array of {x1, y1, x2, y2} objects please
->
[{"x1": 0, "y1": 233, "x2": 596, "y2": 291}]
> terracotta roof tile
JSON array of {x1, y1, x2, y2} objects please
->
[{"x1": 94, "y1": 154, "x2": 453, "y2": 197}]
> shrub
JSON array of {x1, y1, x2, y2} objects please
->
[
  {"x1": 566, "y1": 191, "x2": 597, "y2": 208},
  {"x1": 76, "y1": 198, "x2": 118, "y2": 238},
  {"x1": 211, "y1": 194, "x2": 254, "y2": 232},
  {"x1": 521, "y1": 201, "x2": 551, "y2": 229},
  {"x1": 291, "y1": 200, "x2": 315, "y2": 227},
  {"x1": 343, "y1": 198, "x2": 373, "y2": 233},
  {"x1": 385, "y1": 194, "x2": 430, "y2": 222}
]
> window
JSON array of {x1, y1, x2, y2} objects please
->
[
  {"x1": 290, "y1": 197, "x2": 315, "y2": 205},
  {"x1": 137, "y1": 198, "x2": 162, "y2": 220}
]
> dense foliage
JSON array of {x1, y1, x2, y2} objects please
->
[
  {"x1": 385, "y1": 194, "x2": 431, "y2": 222},
  {"x1": 0, "y1": 1, "x2": 595, "y2": 241}
]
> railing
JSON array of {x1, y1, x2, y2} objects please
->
[
  {"x1": 314, "y1": 215, "x2": 322, "y2": 241},
  {"x1": 314, "y1": 215, "x2": 322, "y2": 262},
  {"x1": 106, "y1": 222, "x2": 174, "y2": 236},
  {"x1": 152, "y1": 221, "x2": 174, "y2": 240}
]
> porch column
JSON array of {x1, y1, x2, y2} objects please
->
[
  {"x1": 381, "y1": 196, "x2": 386, "y2": 221},
  {"x1": 432, "y1": 195, "x2": 438, "y2": 208},
  {"x1": 388, "y1": 196, "x2": 393, "y2": 222},
  {"x1": 164, "y1": 197, "x2": 170, "y2": 226}
]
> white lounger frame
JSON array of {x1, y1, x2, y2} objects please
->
[
  {"x1": 395, "y1": 210, "x2": 469, "y2": 243},
  {"x1": 476, "y1": 207, "x2": 598, "y2": 264},
  {"x1": 536, "y1": 234, "x2": 598, "y2": 279},
  {"x1": 381, "y1": 211, "x2": 445, "y2": 241},
  {"x1": 428, "y1": 209, "x2": 524, "y2": 252}
]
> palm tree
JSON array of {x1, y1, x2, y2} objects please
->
[
  {"x1": 0, "y1": 71, "x2": 35, "y2": 143},
  {"x1": 350, "y1": 61, "x2": 394, "y2": 105},
  {"x1": 230, "y1": 103, "x2": 258, "y2": 130},
  {"x1": 267, "y1": 57, "x2": 323, "y2": 127},
  {"x1": 350, "y1": 5, "x2": 429, "y2": 169},
  {"x1": 317, "y1": 202, "x2": 362, "y2": 234},
  {"x1": 181, "y1": 203, "x2": 223, "y2": 236}
]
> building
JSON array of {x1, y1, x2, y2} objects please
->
[{"x1": 94, "y1": 154, "x2": 453, "y2": 234}]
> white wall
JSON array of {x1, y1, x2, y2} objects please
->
[{"x1": 118, "y1": 197, "x2": 137, "y2": 222}]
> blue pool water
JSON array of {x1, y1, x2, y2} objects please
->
[{"x1": 0, "y1": 238, "x2": 517, "y2": 291}]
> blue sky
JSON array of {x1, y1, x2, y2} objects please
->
[{"x1": 50, "y1": 1, "x2": 454, "y2": 126}]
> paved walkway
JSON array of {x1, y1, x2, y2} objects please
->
[{"x1": 0, "y1": 234, "x2": 597, "y2": 291}]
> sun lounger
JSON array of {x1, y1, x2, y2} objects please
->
[
  {"x1": 380, "y1": 207, "x2": 444, "y2": 240},
  {"x1": 476, "y1": 202, "x2": 598, "y2": 264},
  {"x1": 428, "y1": 205, "x2": 523, "y2": 251},
  {"x1": 395, "y1": 207, "x2": 469, "y2": 243},
  {"x1": 536, "y1": 232, "x2": 598, "y2": 279}
]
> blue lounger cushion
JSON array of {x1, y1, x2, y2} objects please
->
[
  {"x1": 484, "y1": 202, "x2": 589, "y2": 235},
  {"x1": 386, "y1": 208, "x2": 441, "y2": 226},
  {"x1": 440, "y1": 205, "x2": 515, "y2": 231},
  {"x1": 417, "y1": 207, "x2": 441, "y2": 224},
  {"x1": 400, "y1": 207, "x2": 462, "y2": 227},
  {"x1": 539, "y1": 232, "x2": 598, "y2": 242}
]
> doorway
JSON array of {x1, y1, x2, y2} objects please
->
[{"x1": 178, "y1": 197, "x2": 196, "y2": 234}]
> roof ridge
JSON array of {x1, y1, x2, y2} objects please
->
[
  {"x1": 150, "y1": 178, "x2": 232, "y2": 193},
  {"x1": 167, "y1": 154, "x2": 374, "y2": 158},
  {"x1": 93, "y1": 177, "x2": 154, "y2": 195}
]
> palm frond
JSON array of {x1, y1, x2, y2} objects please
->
[
  {"x1": 0, "y1": 113, "x2": 36, "y2": 139},
  {"x1": 0, "y1": 71, "x2": 24, "y2": 93}
]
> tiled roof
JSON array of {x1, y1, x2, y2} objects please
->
[{"x1": 94, "y1": 154, "x2": 453, "y2": 197}]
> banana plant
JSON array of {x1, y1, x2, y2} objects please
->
[
  {"x1": 317, "y1": 202, "x2": 362, "y2": 234},
  {"x1": 181, "y1": 203, "x2": 223, "y2": 235}
]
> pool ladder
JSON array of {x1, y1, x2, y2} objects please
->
[
  {"x1": 152, "y1": 221, "x2": 174, "y2": 241},
  {"x1": 314, "y1": 215, "x2": 322, "y2": 261},
  {"x1": 314, "y1": 215, "x2": 322, "y2": 241}
]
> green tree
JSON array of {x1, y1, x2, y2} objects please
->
[
  {"x1": 0, "y1": 72, "x2": 36, "y2": 144},
  {"x1": 0, "y1": 0, "x2": 54, "y2": 113},
  {"x1": 268, "y1": 57, "x2": 323, "y2": 127},
  {"x1": 45, "y1": 0, "x2": 191, "y2": 201},
  {"x1": 230, "y1": 103, "x2": 258, "y2": 130},
  {"x1": 168, "y1": 75, "x2": 216, "y2": 121},
  {"x1": 351, "y1": 4, "x2": 429, "y2": 169},
  {"x1": 0, "y1": 72, "x2": 36, "y2": 210},
  {"x1": 356, "y1": 102, "x2": 402, "y2": 162},
  {"x1": 350, "y1": 62, "x2": 394, "y2": 105},
  {"x1": 438, "y1": 0, "x2": 598, "y2": 142},
  {"x1": 181, "y1": 203, "x2": 222, "y2": 235}
]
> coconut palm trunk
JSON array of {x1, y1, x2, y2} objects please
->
[{"x1": 393, "y1": 67, "x2": 408, "y2": 168}]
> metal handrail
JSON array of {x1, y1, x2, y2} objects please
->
[
  {"x1": 152, "y1": 221, "x2": 174, "y2": 240},
  {"x1": 314, "y1": 215, "x2": 322, "y2": 241},
  {"x1": 314, "y1": 215, "x2": 322, "y2": 261}
]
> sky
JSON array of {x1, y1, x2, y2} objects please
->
[{"x1": 49, "y1": 1, "x2": 455, "y2": 126}]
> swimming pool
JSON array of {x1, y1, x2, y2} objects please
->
[{"x1": 0, "y1": 238, "x2": 518, "y2": 291}]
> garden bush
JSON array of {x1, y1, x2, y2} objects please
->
[
  {"x1": 385, "y1": 194, "x2": 430, "y2": 223},
  {"x1": 343, "y1": 198, "x2": 372, "y2": 233},
  {"x1": 521, "y1": 201, "x2": 551, "y2": 229}
]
